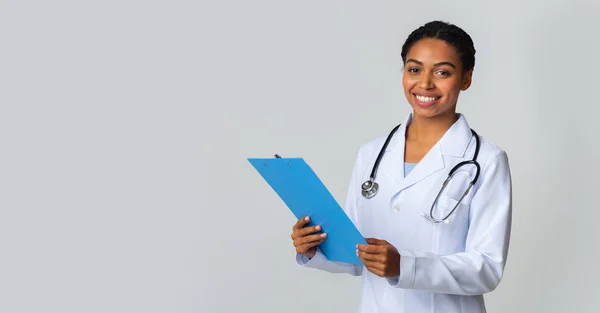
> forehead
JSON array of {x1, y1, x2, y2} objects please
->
[{"x1": 406, "y1": 38, "x2": 461, "y2": 65}]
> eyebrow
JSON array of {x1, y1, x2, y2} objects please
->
[{"x1": 406, "y1": 59, "x2": 456, "y2": 69}]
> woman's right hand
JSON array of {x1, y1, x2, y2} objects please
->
[{"x1": 291, "y1": 216, "x2": 327, "y2": 259}]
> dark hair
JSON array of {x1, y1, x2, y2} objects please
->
[{"x1": 401, "y1": 21, "x2": 476, "y2": 73}]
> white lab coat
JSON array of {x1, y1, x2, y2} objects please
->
[{"x1": 297, "y1": 113, "x2": 512, "y2": 313}]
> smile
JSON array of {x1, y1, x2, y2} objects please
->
[{"x1": 414, "y1": 94, "x2": 441, "y2": 103}]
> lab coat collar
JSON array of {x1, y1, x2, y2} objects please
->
[
  {"x1": 385, "y1": 113, "x2": 473, "y2": 159},
  {"x1": 382, "y1": 112, "x2": 474, "y2": 190}
]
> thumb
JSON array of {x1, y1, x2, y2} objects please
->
[{"x1": 366, "y1": 238, "x2": 388, "y2": 245}]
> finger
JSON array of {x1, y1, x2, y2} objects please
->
[
  {"x1": 357, "y1": 251, "x2": 384, "y2": 268},
  {"x1": 292, "y1": 225, "x2": 322, "y2": 239},
  {"x1": 293, "y1": 216, "x2": 311, "y2": 230},
  {"x1": 360, "y1": 258, "x2": 385, "y2": 272},
  {"x1": 295, "y1": 233, "x2": 327, "y2": 246},
  {"x1": 357, "y1": 244, "x2": 385, "y2": 254},
  {"x1": 357, "y1": 249, "x2": 385, "y2": 262},
  {"x1": 296, "y1": 238, "x2": 326, "y2": 253},
  {"x1": 363, "y1": 264, "x2": 386, "y2": 277},
  {"x1": 365, "y1": 238, "x2": 388, "y2": 245},
  {"x1": 291, "y1": 224, "x2": 319, "y2": 240}
]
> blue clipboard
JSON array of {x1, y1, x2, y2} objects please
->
[{"x1": 248, "y1": 156, "x2": 366, "y2": 265}]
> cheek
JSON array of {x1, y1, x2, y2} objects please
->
[
  {"x1": 402, "y1": 75, "x2": 414, "y2": 93},
  {"x1": 438, "y1": 80, "x2": 463, "y2": 96}
]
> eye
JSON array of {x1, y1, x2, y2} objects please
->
[
  {"x1": 435, "y1": 70, "x2": 450, "y2": 77},
  {"x1": 407, "y1": 67, "x2": 420, "y2": 74}
]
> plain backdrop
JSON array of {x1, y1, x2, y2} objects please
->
[{"x1": 1, "y1": 0, "x2": 599, "y2": 312}]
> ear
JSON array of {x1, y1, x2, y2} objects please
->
[{"x1": 461, "y1": 70, "x2": 473, "y2": 91}]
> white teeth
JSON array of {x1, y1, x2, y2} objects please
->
[{"x1": 415, "y1": 95, "x2": 439, "y2": 102}]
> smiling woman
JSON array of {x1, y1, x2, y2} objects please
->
[
  {"x1": 402, "y1": 22, "x2": 474, "y2": 119},
  {"x1": 289, "y1": 20, "x2": 513, "y2": 313},
  {"x1": 400, "y1": 22, "x2": 476, "y2": 163}
]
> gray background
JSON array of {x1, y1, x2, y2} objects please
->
[{"x1": 1, "y1": 0, "x2": 599, "y2": 312}]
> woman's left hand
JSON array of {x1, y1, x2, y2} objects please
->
[{"x1": 357, "y1": 238, "x2": 401, "y2": 277}]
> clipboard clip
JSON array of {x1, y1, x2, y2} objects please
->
[{"x1": 274, "y1": 154, "x2": 292, "y2": 166}]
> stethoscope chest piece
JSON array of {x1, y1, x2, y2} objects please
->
[{"x1": 361, "y1": 179, "x2": 379, "y2": 199}]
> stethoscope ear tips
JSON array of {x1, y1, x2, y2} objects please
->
[{"x1": 361, "y1": 180, "x2": 379, "y2": 199}]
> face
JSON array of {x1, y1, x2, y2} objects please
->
[{"x1": 402, "y1": 38, "x2": 472, "y2": 120}]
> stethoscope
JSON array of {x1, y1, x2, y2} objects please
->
[{"x1": 360, "y1": 124, "x2": 481, "y2": 223}]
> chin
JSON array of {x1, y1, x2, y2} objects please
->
[
  {"x1": 410, "y1": 104, "x2": 436, "y2": 115},
  {"x1": 411, "y1": 106, "x2": 452, "y2": 120}
]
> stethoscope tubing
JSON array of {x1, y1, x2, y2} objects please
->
[{"x1": 361, "y1": 123, "x2": 482, "y2": 223}]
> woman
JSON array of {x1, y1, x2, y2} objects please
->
[{"x1": 291, "y1": 21, "x2": 512, "y2": 313}]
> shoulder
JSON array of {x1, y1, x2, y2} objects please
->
[
  {"x1": 358, "y1": 134, "x2": 388, "y2": 154},
  {"x1": 471, "y1": 133, "x2": 511, "y2": 183},
  {"x1": 345, "y1": 133, "x2": 391, "y2": 179},
  {"x1": 474, "y1": 132, "x2": 505, "y2": 157},
  {"x1": 353, "y1": 133, "x2": 391, "y2": 164},
  {"x1": 454, "y1": 113, "x2": 508, "y2": 166}
]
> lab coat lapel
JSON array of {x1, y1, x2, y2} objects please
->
[
  {"x1": 383, "y1": 113, "x2": 473, "y2": 192},
  {"x1": 378, "y1": 114, "x2": 445, "y2": 191},
  {"x1": 379, "y1": 116, "x2": 409, "y2": 184},
  {"x1": 394, "y1": 143, "x2": 445, "y2": 191}
]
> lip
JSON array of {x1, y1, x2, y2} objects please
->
[{"x1": 412, "y1": 93, "x2": 441, "y2": 107}]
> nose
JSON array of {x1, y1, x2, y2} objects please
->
[{"x1": 419, "y1": 73, "x2": 434, "y2": 90}]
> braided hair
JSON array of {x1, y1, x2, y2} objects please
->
[{"x1": 401, "y1": 21, "x2": 476, "y2": 74}]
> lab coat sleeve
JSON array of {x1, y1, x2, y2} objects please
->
[
  {"x1": 296, "y1": 247, "x2": 362, "y2": 276},
  {"x1": 388, "y1": 151, "x2": 512, "y2": 295},
  {"x1": 294, "y1": 149, "x2": 365, "y2": 277}
]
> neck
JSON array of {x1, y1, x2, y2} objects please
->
[{"x1": 406, "y1": 112, "x2": 458, "y2": 144}]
